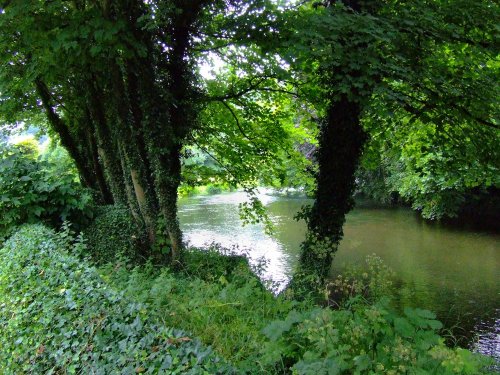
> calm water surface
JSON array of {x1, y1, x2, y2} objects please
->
[{"x1": 178, "y1": 191, "x2": 499, "y2": 360}]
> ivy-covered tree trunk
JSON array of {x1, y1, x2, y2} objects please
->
[
  {"x1": 154, "y1": 149, "x2": 184, "y2": 263},
  {"x1": 293, "y1": 0, "x2": 380, "y2": 289},
  {"x1": 299, "y1": 95, "x2": 366, "y2": 282},
  {"x1": 85, "y1": 79, "x2": 128, "y2": 205}
]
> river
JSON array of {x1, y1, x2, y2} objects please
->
[{"x1": 178, "y1": 190, "x2": 499, "y2": 361}]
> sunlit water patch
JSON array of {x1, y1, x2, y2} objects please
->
[{"x1": 178, "y1": 190, "x2": 293, "y2": 285}]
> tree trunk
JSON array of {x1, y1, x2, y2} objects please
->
[
  {"x1": 298, "y1": 95, "x2": 367, "y2": 282},
  {"x1": 154, "y1": 146, "x2": 184, "y2": 264},
  {"x1": 85, "y1": 122, "x2": 114, "y2": 204},
  {"x1": 86, "y1": 80, "x2": 128, "y2": 205},
  {"x1": 35, "y1": 79, "x2": 99, "y2": 194},
  {"x1": 110, "y1": 64, "x2": 159, "y2": 248}
]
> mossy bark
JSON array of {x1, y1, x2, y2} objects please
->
[
  {"x1": 298, "y1": 95, "x2": 367, "y2": 284},
  {"x1": 86, "y1": 80, "x2": 128, "y2": 205}
]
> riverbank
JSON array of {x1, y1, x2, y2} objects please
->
[
  {"x1": 179, "y1": 183, "x2": 237, "y2": 197},
  {"x1": 178, "y1": 191, "x2": 500, "y2": 361},
  {"x1": 1, "y1": 224, "x2": 496, "y2": 373}
]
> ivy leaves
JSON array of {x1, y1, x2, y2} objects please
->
[{"x1": 0, "y1": 225, "x2": 232, "y2": 374}]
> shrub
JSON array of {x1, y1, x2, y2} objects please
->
[
  {"x1": 0, "y1": 142, "x2": 92, "y2": 240},
  {"x1": 0, "y1": 225, "x2": 232, "y2": 374},
  {"x1": 84, "y1": 205, "x2": 142, "y2": 264}
]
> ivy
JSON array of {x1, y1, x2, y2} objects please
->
[{"x1": 0, "y1": 225, "x2": 232, "y2": 374}]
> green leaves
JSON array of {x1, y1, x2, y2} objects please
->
[
  {"x1": 261, "y1": 298, "x2": 489, "y2": 375},
  {"x1": 0, "y1": 225, "x2": 232, "y2": 374},
  {"x1": 404, "y1": 307, "x2": 443, "y2": 331},
  {"x1": 262, "y1": 309, "x2": 305, "y2": 341},
  {"x1": 0, "y1": 142, "x2": 92, "y2": 240}
]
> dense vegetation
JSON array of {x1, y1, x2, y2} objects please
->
[
  {"x1": 1, "y1": 225, "x2": 493, "y2": 374},
  {"x1": 0, "y1": 0, "x2": 498, "y2": 373},
  {"x1": 357, "y1": 109, "x2": 499, "y2": 220},
  {"x1": 0, "y1": 140, "x2": 92, "y2": 241},
  {"x1": 0, "y1": 225, "x2": 231, "y2": 374}
]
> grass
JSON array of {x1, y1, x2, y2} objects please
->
[{"x1": 99, "y1": 248, "x2": 307, "y2": 373}]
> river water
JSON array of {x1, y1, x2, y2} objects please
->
[{"x1": 178, "y1": 191, "x2": 499, "y2": 360}]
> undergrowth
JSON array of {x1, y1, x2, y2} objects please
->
[
  {"x1": 1, "y1": 224, "x2": 493, "y2": 374},
  {"x1": 0, "y1": 225, "x2": 231, "y2": 374},
  {"x1": 100, "y1": 247, "x2": 305, "y2": 373},
  {"x1": 100, "y1": 250, "x2": 494, "y2": 374}
]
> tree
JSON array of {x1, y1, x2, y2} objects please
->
[
  {"x1": 1, "y1": 0, "x2": 202, "y2": 261},
  {"x1": 279, "y1": 0, "x2": 499, "y2": 285},
  {"x1": 0, "y1": 0, "x2": 292, "y2": 262}
]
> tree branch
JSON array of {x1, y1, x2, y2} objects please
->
[{"x1": 219, "y1": 100, "x2": 256, "y2": 141}]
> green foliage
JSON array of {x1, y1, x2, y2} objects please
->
[
  {"x1": 0, "y1": 225, "x2": 231, "y2": 374},
  {"x1": 41, "y1": 142, "x2": 80, "y2": 178},
  {"x1": 1, "y1": 227, "x2": 493, "y2": 374},
  {"x1": 180, "y1": 245, "x2": 254, "y2": 284},
  {"x1": 279, "y1": 0, "x2": 499, "y2": 231},
  {"x1": 0, "y1": 142, "x2": 92, "y2": 240},
  {"x1": 83, "y1": 205, "x2": 142, "y2": 264},
  {"x1": 101, "y1": 247, "x2": 304, "y2": 373},
  {"x1": 261, "y1": 299, "x2": 491, "y2": 375},
  {"x1": 207, "y1": 184, "x2": 224, "y2": 195},
  {"x1": 178, "y1": 183, "x2": 235, "y2": 198},
  {"x1": 355, "y1": 166, "x2": 399, "y2": 205},
  {"x1": 359, "y1": 114, "x2": 500, "y2": 219},
  {"x1": 239, "y1": 190, "x2": 275, "y2": 233},
  {"x1": 327, "y1": 254, "x2": 397, "y2": 306},
  {"x1": 101, "y1": 249, "x2": 493, "y2": 374}
]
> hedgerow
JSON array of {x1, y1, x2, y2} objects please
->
[{"x1": 0, "y1": 225, "x2": 232, "y2": 374}]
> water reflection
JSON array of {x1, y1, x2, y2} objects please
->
[
  {"x1": 178, "y1": 191, "x2": 499, "y2": 360},
  {"x1": 178, "y1": 190, "x2": 292, "y2": 284}
]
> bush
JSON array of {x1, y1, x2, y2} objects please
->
[
  {"x1": 263, "y1": 255, "x2": 492, "y2": 374},
  {"x1": 0, "y1": 142, "x2": 92, "y2": 240},
  {"x1": 0, "y1": 225, "x2": 232, "y2": 374},
  {"x1": 84, "y1": 205, "x2": 142, "y2": 264}
]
